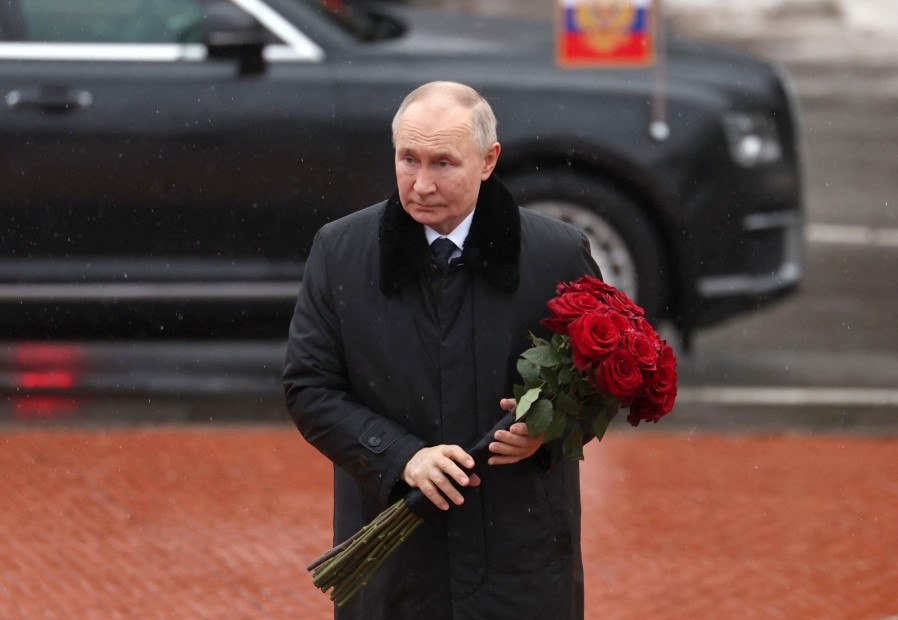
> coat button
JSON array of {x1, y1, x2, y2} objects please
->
[
  {"x1": 367, "y1": 436, "x2": 381, "y2": 447},
  {"x1": 357, "y1": 455, "x2": 369, "y2": 468}
]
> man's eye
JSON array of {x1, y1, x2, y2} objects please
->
[{"x1": 437, "y1": 161, "x2": 450, "y2": 168}]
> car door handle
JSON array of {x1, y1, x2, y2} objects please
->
[{"x1": 5, "y1": 87, "x2": 93, "y2": 114}]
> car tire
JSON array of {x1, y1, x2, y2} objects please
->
[{"x1": 505, "y1": 171, "x2": 667, "y2": 322}]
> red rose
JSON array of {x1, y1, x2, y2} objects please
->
[
  {"x1": 594, "y1": 347, "x2": 643, "y2": 404},
  {"x1": 647, "y1": 365, "x2": 677, "y2": 401},
  {"x1": 558, "y1": 275, "x2": 617, "y2": 298},
  {"x1": 608, "y1": 311, "x2": 633, "y2": 335},
  {"x1": 626, "y1": 396, "x2": 665, "y2": 426},
  {"x1": 623, "y1": 331, "x2": 659, "y2": 371},
  {"x1": 605, "y1": 290, "x2": 645, "y2": 317},
  {"x1": 568, "y1": 311, "x2": 621, "y2": 370},
  {"x1": 540, "y1": 291, "x2": 603, "y2": 334},
  {"x1": 644, "y1": 345, "x2": 677, "y2": 404},
  {"x1": 633, "y1": 317, "x2": 661, "y2": 349}
]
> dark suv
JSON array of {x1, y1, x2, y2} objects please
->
[{"x1": 0, "y1": 0, "x2": 803, "y2": 343}]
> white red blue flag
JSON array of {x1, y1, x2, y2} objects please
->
[{"x1": 557, "y1": 0, "x2": 655, "y2": 67}]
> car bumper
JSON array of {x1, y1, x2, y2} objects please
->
[{"x1": 689, "y1": 207, "x2": 804, "y2": 328}]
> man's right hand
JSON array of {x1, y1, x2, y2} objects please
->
[{"x1": 401, "y1": 445, "x2": 482, "y2": 510}]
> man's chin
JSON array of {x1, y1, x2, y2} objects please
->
[{"x1": 406, "y1": 206, "x2": 446, "y2": 228}]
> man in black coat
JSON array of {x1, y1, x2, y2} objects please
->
[{"x1": 284, "y1": 81, "x2": 599, "y2": 619}]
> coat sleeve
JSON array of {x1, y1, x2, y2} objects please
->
[{"x1": 283, "y1": 229, "x2": 426, "y2": 506}]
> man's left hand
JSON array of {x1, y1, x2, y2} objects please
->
[{"x1": 488, "y1": 398, "x2": 543, "y2": 465}]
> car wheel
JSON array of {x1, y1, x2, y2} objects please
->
[{"x1": 506, "y1": 172, "x2": 666, "y2": 321}]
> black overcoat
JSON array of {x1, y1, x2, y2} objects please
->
[{"x1": 284, "y1": 175, "x2": 599, "y2": 620}]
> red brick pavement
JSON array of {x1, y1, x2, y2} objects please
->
[{"x1": 2, "y1": 427, "x2": 897, "y2": 619}]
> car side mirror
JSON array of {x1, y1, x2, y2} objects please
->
[{"x1": 202, "y1": 5, "x2": 267, "y2": 76}]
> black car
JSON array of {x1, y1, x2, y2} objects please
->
[{"x1": 0, "y1": 0, "x2": 803, "y2": 344}]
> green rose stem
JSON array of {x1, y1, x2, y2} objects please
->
[
  {"x1": 331, "y1": 506, "x2": 423, "y2": 607},
  {"x1": 308, "y1": 499, "x2": 415, "y2": 592},
  {"x1": 306, "y1": 412, "x2": 516, "y2": 607}
]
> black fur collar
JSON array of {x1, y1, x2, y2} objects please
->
[{"x1": 379, "y1": 174, "x2": 521, "y2": 295}]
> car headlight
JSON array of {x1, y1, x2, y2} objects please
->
[{"x1": 722, "y1": 112, "x2": 783, "y2": 167}]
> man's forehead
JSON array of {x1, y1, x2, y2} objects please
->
[
  {"x1": 396, "y1": 123, "x2": 471, "y2": 147},
  {"x1": 401, "y1": 98, "x2": 473, "y2": 129},
  {"x1": 396, "y1": 108, "x2": 475, "y2": 152}
]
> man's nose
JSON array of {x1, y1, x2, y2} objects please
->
[{"x1": 413, "y1": 169, "x2": 436, "y2": 194}]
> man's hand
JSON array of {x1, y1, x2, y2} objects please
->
[
  {"x1": 402, "y1": 445, "x2": 482, "y2": 511},
  {"x1": 488, "y1": 398, "x2": 544, "y2": 465}
]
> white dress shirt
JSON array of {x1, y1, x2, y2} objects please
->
[{"x1": 424, "y1": 209, "x2": 475, "y2": 262}]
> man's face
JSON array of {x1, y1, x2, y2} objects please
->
[{"x1": 394, "y1": 97, "x2": 500, "y2": 235}]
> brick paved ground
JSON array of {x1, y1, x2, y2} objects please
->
[{"x1": 2, "y1": 426, "x2": 897, "y2": 619}]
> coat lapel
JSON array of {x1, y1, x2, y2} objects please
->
[{"x1": 379, "y1": 174, "x2": 521, "y2": 296}]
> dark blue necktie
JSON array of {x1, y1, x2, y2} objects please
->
[{"x1": 430, "y1": 237, "x2": 457, "y2": 270}]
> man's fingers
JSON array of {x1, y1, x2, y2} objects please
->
[
  {"x1": 494, "y1": 423, "x2": 537, "y2": 446},
  {"x1": 488, "y1": 439, "x2": 518, "y2": 455},
  {"x1": 488, "y1": 421, "x2": 544, "y2": 466},
  {"x1": 499, "y1": 397, "x2": 517, "y2": 411},
  {"x1": 487, "y1": 454, "x2": 519, "y2": 466},
  {"x1": 404, "y1": 445, "x2": 475, "y2": 510},
  {"x1": 417, "y1": 480, "x2": 450, "y2": 511},
  {"x1": 441, "y1": 445, "x2": 475, "y2": 470},
  {"x1": 418, "y1": 464, "x2": 468, "y2": 510}
]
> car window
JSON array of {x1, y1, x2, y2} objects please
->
[{"x1": 18, "y1": 0, "x2": 207, "y2": 43}]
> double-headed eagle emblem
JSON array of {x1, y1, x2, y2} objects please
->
[{"x1": 573, "y1": 0, "x2": 638, "y2": 52}]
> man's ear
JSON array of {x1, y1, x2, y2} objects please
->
[{"x1": 481, "y1": 142, "x2": 501, "y2": 180}]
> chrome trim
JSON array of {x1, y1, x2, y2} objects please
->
[
  {"x1": 0, "y1": 282, "x2": 300, "y2": 301},
  {"x1": 6, "y1": 88, "x2": 93, "y2": 109},
  {"x1": 0, "y1": 43, "x2": 208, "y2": 62},
  {"x1": 742, "y1": 211, "x2": 801, "y2": 232},
  {"x1": 696, "y1": 211, "x2": 804, "y2": 297},
  {"x1": 0, "y1": 42, "x2": 317, "y2": 63},
  {"x1": 231, "y1": 0, "x2": 324, "y2": 61},
  {"x1": 697, "y1": 262, "x2": 801, "y2": 297},
  {"x1": 700, "y1": 208, "x2": 805, "y2": 297}
]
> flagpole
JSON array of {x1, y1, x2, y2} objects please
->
[{"x1": 649, "y1": 0, "x2": 670, "y2": 141}]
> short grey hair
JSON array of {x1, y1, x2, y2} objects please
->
[{"x1": 391, "y1": 81, "x2": 498, "y2": 155}]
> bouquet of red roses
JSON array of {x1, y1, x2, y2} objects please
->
[
  {"x1": 513, "y1": 275, "x2": 677, "y2": 458},
  {"x1": 306, "y1": 276, "x2": 676, "y2": 606}
]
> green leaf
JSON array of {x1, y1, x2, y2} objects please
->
[
  {"x1": 515, "y1": 387, "x2": 542, "y2": 420},
  {"x1": 521, "y1": 345, "x2": 562, "y2": 368},
  {"x1": 528, "y1": 332, "x2": 549, "y2": 347},
  {"x1": 526, "y1": 399, "x2": 554, "y2": 436},
  {"x1": 512, "y1": 383, "x2": 527, "y2": 402},
  {"x1": 591, "y1": 410, "x2": 611, "y2": 442},
  {"x1": 516, "y1": 358, "x2": 541, "y2": 382},
  {"x1": 542, "y1": 365, "x2": 560, "y2": 394},
  {"x1": 543, "y1": 407, "x2": 567, "y2": 442},
  {"x1": 555, "y1": 391, "x2": 582, "y2": 416},
  {"x1": 576, "y1": 378, "x2": 596, "y2": 401},
  {"x1": 557, "y1": 365, "x2": 573, "y2": 386},
  {"x1": 562, "y1": 428, "x2": 585, "y2": 461}
]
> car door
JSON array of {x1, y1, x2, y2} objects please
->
[{"x1": 0, "y1": 0, "x2": 337, "y2": 331}]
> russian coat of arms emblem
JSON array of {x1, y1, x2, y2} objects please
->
[{"x1": 573, "y1": 0, "x2": 638, "y2": 53}]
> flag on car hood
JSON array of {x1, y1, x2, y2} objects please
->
[{"x1": 557, "y1": 0, "x2": 655, "y2": 67}]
